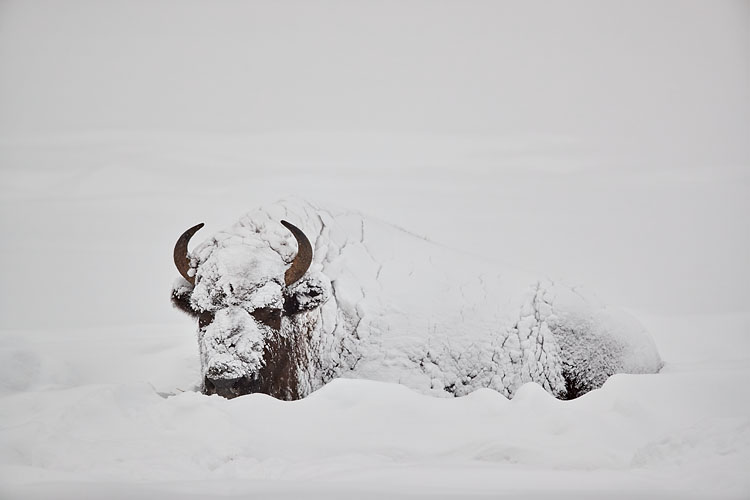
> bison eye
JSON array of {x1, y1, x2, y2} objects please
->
[
  {"x1": 283, "y1": 294, "x2": 300, "y2": 315},
  {"x1": 251, "y1": 307, "x2": 282, "y2": 330},
  {"x1": 198, "y1": 311, "x2": 214, "y2": 330}
]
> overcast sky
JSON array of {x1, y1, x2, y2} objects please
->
[{"x1": 1, "y1": 0, "x2": 748, "y2": 167}]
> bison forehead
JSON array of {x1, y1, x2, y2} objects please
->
[{"x1": 191, "y1": 245, "x2": 287, "y2": 312}]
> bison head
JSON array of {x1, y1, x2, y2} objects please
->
[{"x1": 171, "y1": 219, "x2": 330, "y2": 400}]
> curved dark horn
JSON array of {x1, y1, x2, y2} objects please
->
[
  {"x1": 174, "y1": 223, "x2": 204, "y2": 285},
  {"x1": 281, "y1": 220, "x2": 313, "y2": 286}
]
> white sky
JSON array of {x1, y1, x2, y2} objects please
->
[{"x1": 1, "y1": 0, "x2": 748, "y2": 167}]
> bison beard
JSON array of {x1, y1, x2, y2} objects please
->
[
  {"x1": 171, "y1": 200, "x2": 663, "y2": 401},
  {"x1": 185, "y1": 305, "x2": 320, "y2": 400}
]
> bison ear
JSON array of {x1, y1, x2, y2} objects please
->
[
  {"x1": 281, "y1": 220, "x2": 313, "y2": 286},
  {"x1": 283, "y1": 273, "x2": 330, "y2": 315},
  {"x1": 174, "y1": 223, "x2": 204, "y2": 285}
]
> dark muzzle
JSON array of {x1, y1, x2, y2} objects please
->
[{"x1": 203, "y1": 376, "x2": 259, "y2": 399}]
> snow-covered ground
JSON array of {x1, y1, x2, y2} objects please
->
[
  {"x1": 0, "y1": 308, "x2": 749, "y2": 499},
  {"x1": 1, "y1": 1, "x2": 748, "y2": 498}
]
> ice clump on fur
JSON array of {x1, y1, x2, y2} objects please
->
[{"x1": 200, "y1": 307, "x2": 267, "y2": 380}]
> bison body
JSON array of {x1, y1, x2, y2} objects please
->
[{"x1": 172, "y1": 199, "x2": 662, "y2": 400}]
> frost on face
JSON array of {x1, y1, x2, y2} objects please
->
[
  {"x1": 190, "y1": 246, "x2": 286, "y2": 312},
  {"x1": 199, "y1": 307, "x2": 267, "y2": 380},
  {"x1": 189, "y1": 245, "x2": 286, "y2": 383}
]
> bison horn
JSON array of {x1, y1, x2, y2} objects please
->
[
  {"x1": 174, "y1": 223, "x2": 204, "y2": 285},
  {"x1": 281, "y1": 220, "x2": 313, "y2": 286}
]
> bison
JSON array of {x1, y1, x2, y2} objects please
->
[{"x1": 172, "y1": 199, "x2": 662, "y2": 400}]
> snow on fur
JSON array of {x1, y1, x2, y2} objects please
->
[{"x1": 173, "y1": 199, "x2": 663, "y2": 400}]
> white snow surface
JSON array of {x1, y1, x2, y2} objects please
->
[
  {"x1": 1, "y1": 314, "x2": 748, "y2": 499},
  {"x1": 179, "y1": 199, "x2": 662, "y2": 399}
]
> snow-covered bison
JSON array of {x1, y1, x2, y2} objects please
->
[{"x1": 172, "y1": 199, "x2": 662, "y2": 400}]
